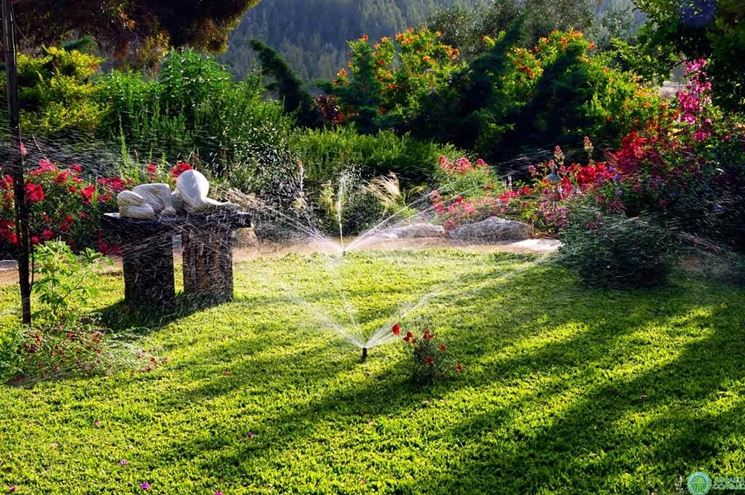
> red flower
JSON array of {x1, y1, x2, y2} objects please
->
[
  {"x1": 455, "y1": 363, "x2": 464, "y2": 373},
  {"x1": 98, "y1": 177, "x2": 128, "y2": 193},
  {"x1": 69, "y1": 164, "x2": 83, "y2": 174},
  {"x1": 25, "y1": 182, "x2": 45, "y2": 202},
  {"x1": 81, "y1": 185, "x2": 95, "y2": 205},
  {"x1": 42, "y1": 229, "x2": 54, "y2": 240},
  {"x1": 424, "y1": 355, "x2": 434, "y2": 366},
  {"x1": 422, "y1": 329, "x2": 434, "y2": 340},
  {"x1": 146, "y1": 163, "x2": 158, "y2": 182},
  {"x1": 392, "y1": 322, "x2": 401, "y2": 336},
  {"x1": 403, "y1": 331, "x2": 415, "y2": 343},
  {"x1": 54, "y1": 170, "x2": 71, "y2": 184},
  {"x1": 171, "y1": 162, "x2": 192, "y2": 179},
  {"x1": 30, "y1": 159, "x2": 56, "y2": 176},
  {"x1": 31, "y1": 235, "x2": 40, "y2": 245},
  {"x1": 438, "y1": 343, "x2": 446, "y2": 352}
]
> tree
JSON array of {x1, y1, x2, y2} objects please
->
[
  {"x1": 249, "y1": 39, "x2": 324, "y2": 128},
  {"x1": 632, "y1": 0, "x2": 745, "y2": 110},
  {"x1": 6, "y1": 0, "x2": 261, "y2": 57}
]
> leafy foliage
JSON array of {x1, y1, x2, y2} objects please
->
[
  {"x1": 8, "y1": 0, "x2": 261, "y2": 62},
  {"x1": 249, "y1": 40, "x2": 324, "y2": 128},
  {"x1": 32, "y1": 241, "x2": 108, "y2": 325},
  {"x1": 291, "y1": 127, "x2": 457, "y2": 186},
  {"x1": 0, "y1": 46, "x2": 106, "y2": 137},
  {"x1": 97, "y1": 49, "x2": 294, "y2": 183},
  {"x1": 559, "y1": 210, "x2": 674, "y2": 288}
]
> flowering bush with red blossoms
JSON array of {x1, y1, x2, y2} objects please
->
[
  {"x1": 392, "y1": 321, "x2": 462, "y2": 385},
  {"x1": 0, "y1": 159, "x2": 196, "y2": 258},
  {"x1": 0, "y1": 159, "x2": 127, "y2": 258},
  {"x1": 522, "y1": 58, "x2": 745, "y2": 247}
]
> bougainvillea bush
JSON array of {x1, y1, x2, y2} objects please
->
[
  {"x1": 524, "y1": 59, "x2": 745, "y2": 251},
  {"x1": 0, "y1": 159, "x2": 123, "y2": 258}
]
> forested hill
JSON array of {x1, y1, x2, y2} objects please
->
[{"x1": 220, "y1": 0, "x2": 489, "y2": 81}]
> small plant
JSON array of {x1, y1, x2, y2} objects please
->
[
  {"x1": 32, "y1": 241, "x2": 108, "y2": 326},
  {"x1": 364, "y1": 173, "x2": 423, "y2": 221},
  {"x1": 0, "y1": 242, "x2": 149, "y2": 382},
  {"x1": 392, "y1": 322, "x2": 462, "y2": 385}
]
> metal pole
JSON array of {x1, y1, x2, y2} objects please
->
[{"x1": 2, "y1": 0, "x2": 32, "y2": 324}]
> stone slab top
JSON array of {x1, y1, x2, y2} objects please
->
[{"x1": 102, "y1": 211, "x2": 252, "y2": 232}]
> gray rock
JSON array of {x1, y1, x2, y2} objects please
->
[
  {"x1": 378, "y1": 223, "x2": 446, "y2": 239},
  {"x1": 0, "y1": 260, "x2": 18, "y2": 271},
  {"x1": 449, "y1": 217, "x2": 532, "y2": 242}
]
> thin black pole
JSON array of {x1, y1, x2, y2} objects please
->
[{"x1": 2, "y1": 0, "x2": 32, "y2": 325}]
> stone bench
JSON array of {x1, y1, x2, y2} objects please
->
[{"x1": 103, "y1": 211, "x2": 251, "y2": 308}]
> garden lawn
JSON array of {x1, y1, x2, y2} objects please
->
[{"x1": 1, "y1": 249, "x2": 744, "y2": 494}]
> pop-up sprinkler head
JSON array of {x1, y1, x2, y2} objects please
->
[{"x1": 361, "y1": 347, "x2": 368, "y2": 362}]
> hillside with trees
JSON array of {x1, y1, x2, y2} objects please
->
[
  {"x1": 220, "y1": 0, "x2": 491, "y2": 81},
  {"x1": 221, "y1": 0, "x2": 640, "y2": 82}
]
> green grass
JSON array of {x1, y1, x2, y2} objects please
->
[{"x1": 1, "y1": 249, "x2": 744, "y2": 494}]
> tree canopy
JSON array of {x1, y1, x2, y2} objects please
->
[{"x1": 6, "y1": 0, "x2": 261, "y2": 57}]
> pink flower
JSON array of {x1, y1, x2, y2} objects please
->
[
  {"x1": 19, "y1": 142, "x2": 27, "y2": 157},
  {"x1": 139, "y1": 482, "x2": 151, "y2": 491},
  {"x1": 246, "y1": 431, "x2": 255, "y2": 439},
  {"x1": 119, "y1": 459, "x2": 129, "y2": 466}
]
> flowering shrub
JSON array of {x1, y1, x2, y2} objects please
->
[
  {"x1": 392, "y1": 322, "x2": 462, "y2": 385},
  {"x1": 328, "y1": 28, "x2": 463, "y2": 131},
  {"x1": 0, "y1": 159, "x2": 127, "y2": 258},
  {"x1": 430, "y1": 156, "x2": 531, "y2": 231},
  {"x1": 0, "y1": 159, "x2": 195, "y2": 258}
]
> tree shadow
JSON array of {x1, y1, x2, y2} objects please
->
[{"x1": 140, "y1": 261, "x2": 740, "y2": 493}]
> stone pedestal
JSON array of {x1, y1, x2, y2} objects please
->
[
  {"x1": 102, "y1": 215, "x2": 176, "y2": 308},
  {"x1": 182, "y1": 224, "x2": 234, "y2": 303},
  {"x1": 103, "y1": 212, "x2": 251, "y2": 308}
]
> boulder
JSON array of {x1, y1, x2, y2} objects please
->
[{"x1": 449, "y1": 217, "x2": 532, "y2": 242}]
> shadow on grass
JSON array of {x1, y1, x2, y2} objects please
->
[{"x1": 144, "y1": 261, "x2": 745, "y2": 493}]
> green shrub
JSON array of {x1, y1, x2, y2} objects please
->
[
  {"x1": 5, "y1": 46, "x2": 105, "y2": 137},
  {"x1": 558, "y1": 210, "x2": 675, "y2": 288},
  {"x1": 97, "y1": 49, "x2": 294, "y2": 185},
  {"x1": 291, "y1": 127, "x2": 458, "y2": 186}
]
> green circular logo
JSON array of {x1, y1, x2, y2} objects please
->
[{"x1": 687, "y1": 471, "x2": 712, "y2": 495}]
